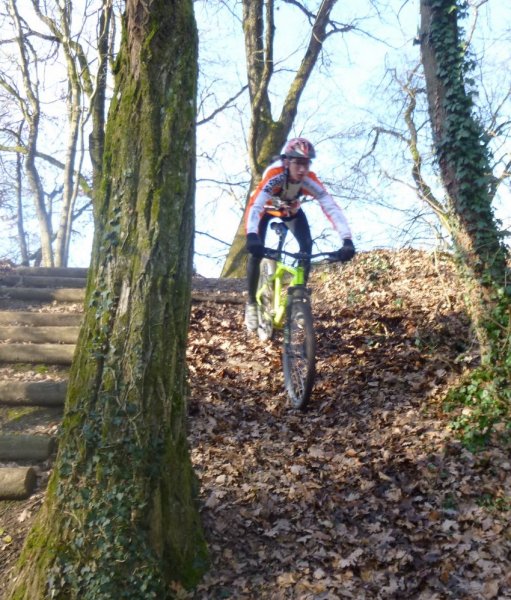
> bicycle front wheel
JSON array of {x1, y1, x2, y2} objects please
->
[
  {"x1": 282, "y1": 291, "x2": 315, "y2": 409},
  {"x1": 257, "y1": 258, "x2": 275, "y2": 341}
]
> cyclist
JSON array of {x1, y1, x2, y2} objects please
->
[{"x1": 244, "y1": 137, "x2": 355, "y2": 332}]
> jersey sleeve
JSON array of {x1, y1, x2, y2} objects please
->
[
  {"x1": 244, "y1": 164, "x2": 284, "y2": 235},
  {"x1": 302, "y1": 172, "x2": 352, "y2": 241}
]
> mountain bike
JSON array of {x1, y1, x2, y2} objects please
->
[{"x1": 255, "y1": 221, "x2": 342, "y2": 410}]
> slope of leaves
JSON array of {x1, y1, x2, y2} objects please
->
[
  {"x1": 186, "y1": 250, "x2": 511, "y2": 599},
  {"x1": 1, "y1": 250, "x2": 510, "y2": 599}
]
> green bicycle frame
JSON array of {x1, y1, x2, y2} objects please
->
[{"x1": 256, "y1": 260, "x2": 306, "y2": 329}]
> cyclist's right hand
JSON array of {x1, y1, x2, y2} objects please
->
[{"x1": 246, "y1": 233, "x2": 265, "y2": 258}]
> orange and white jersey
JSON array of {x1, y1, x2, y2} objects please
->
[{"x1": 244, "y1": 160, "x2": 352, "y2": 240}]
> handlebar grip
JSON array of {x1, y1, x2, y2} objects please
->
[{"x1": 263, "y1": 248, "x2": 280, "y2": 260}]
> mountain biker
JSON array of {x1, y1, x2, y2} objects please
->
[{"x1": 244, "y1": 137, "x2": 355, "y2": 332}]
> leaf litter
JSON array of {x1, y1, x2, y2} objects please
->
[
  {"x1": 187, "y1": 250, "x2": 511, "y2": 599},
  {"x1": 0, "y1": 250, "x2": 510, "y2": 599}
]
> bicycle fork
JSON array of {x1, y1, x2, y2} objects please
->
[{"x1": 284, "y1": 285, "x2": 310, "y2": 340}]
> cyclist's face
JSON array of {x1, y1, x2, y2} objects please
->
[{"x1": 288, "y1": 158, "x2": 311, "y2": 182}]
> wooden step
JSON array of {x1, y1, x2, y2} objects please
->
[
  {"x1": 0, "y1": 311, "x2": 82, "y2": 326},
  {"x1": 0, "y1": 467, "x2": 38, "y2": 500},
  {"x1": 0, "y1": 266, "x2": 84, "y2": 500},
  {"x1": 12, "y1": 267, "x2": 88, "y2": 278},
  {"x1": 0, "y1": 326, "x2": 79, "y2": 344},
  {"x1": 0, "y1": 380, "x2": 67, "y2": 406},
  {"x1": 0, "y1": 433, "x2": 56, "y2": 462},
  {"x1": 0, "y1": 286, "x2": 85, "y2": 302},
  {"x1": 0, "y1": 275, "x2": 87, "y2": 288},
  {"x1": 0, "y1": 343, "x2": 75, "y2": 364}
]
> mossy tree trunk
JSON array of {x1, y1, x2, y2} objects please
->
[
  {"x1": 7, "y1": 1, "x2": 207, "y2": 598},
  {"x1": 419, "y1": 0, "x2": 511, "y2": 439},
  {"x1": 221, "y1": 0, "x2": 340, "y2": 277}
]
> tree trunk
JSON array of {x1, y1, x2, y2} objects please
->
[
  {"x1": 220, "y1": 203, "x2": 250, "y2": 278},
  {"x1": 419, "y1": 0, "x2": 511, "y2": 439},
  {"x1": 39, "y1": 1, "x2": 92, "y2": 268},
  {"x1": 54, "y1": 67, "x2": 81, "y2": 267},
  {"x1": 7, "y1": 1, "x2": 207, "y2": 597},
  {"x1": 89, "y1": 0, "x2": 112, "y2": 195},
  {"x1": 15, "y1": 124, "x2": 30, "y2": 266}
]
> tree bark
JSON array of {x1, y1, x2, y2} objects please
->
[
  {"x1": 15, "y1": 122, "x2": 30, "y2": 266},
  {"x1": 89, "y1": 0, "x2": 113, "y2": 194},
  {"x1": 419, "y1": 0, "x2": 511, "y2": 440},
  {"x1": 54, "y1": 4, "x2": 82, "y2": 267},
  {"x1": 419, "y1": 0, "x2": 510, "y2": 360},
  {"x1": 7, "y1": 1, "x2": 207, "y2": 597}
]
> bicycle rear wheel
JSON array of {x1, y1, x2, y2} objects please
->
[
  {"x1": 257, "y1": 258, "x2": 275, "y2": 341},
  {"x1": 282, "y1": 289, "x2": 316, "y2": 409}
]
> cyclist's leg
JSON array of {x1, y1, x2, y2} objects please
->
[
  {"x1": 285, "y1": 209, "x2": 312, "y2": 281},
  {"x1": 247, "y1": 255, "x2": 261, "y2": 304},
  {"x1": 247, "y1": 213, "x2": 271, "y2": 302}
]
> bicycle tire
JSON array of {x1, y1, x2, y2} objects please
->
[
  {"x1": 257, "y1": 258, "x2": 276, "y2": 341},
  {"x1": 282, "y1": 290, "x2": 316, "y2": 409}
]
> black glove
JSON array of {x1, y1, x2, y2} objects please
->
[
  {"x1": 335, "y1": 238, "x2": 355, "y2": 262},
  {"x1": 246, "y1": 233, "x2": 264, "y2": 258}
]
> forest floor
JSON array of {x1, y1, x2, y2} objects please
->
[{"x1": 1, "y1": 249, "x2": 511, "y2": 599}]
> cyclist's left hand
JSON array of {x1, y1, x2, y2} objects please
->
[{"x1": 335, "y1": 238, "x2": 355, "y2": 262}]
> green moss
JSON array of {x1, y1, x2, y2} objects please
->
[{"x1": 6, "y1": 406, "x2": 34, "y2": 421}]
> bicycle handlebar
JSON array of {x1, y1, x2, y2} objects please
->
[{"x1": 262, "y1": 247, "x2": 345, "y2": 263}]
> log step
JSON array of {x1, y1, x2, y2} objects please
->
[
  {"x1": 11, "y1": 267, "x2": 88, "y2": 278},
  {"x1": 0, "y1": 286, "x2": 85, "y2": 302},
  {"x1": 0, "y1": 326, "x2": 79, "y2": 344},
  {"x1": 0, "y1": 267, "x2": 83, "y2": 500},
  {"x1": 0, "y1": 380, "x2": 67, "y2": 406},
  {"x1": 0, "y1": 433, "x2": 56, "y2": 462},
  {"x1": 0, "y1": 275, "x2": 87, "y2": 289},
  {"x1": 0, "y1": 467, "x2": 37, "y2": 500},
  {"x1": 0, "y1": 311, "x2": 82, "y2": 326},
  {"x1": 0, "y1": 343, "x2": 75, "y2": 364}
]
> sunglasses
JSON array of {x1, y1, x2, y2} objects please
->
[{"x1": 289, "y1": 159, "x2": 311, "y2": 167}]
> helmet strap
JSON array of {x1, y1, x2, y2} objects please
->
[{"x1": 281, "y1": 163, "x2": 291, "y2": 200}]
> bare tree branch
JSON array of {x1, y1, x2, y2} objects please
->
[{"x1": 197, "y1": 84, "x2": 248, "y2": 126}]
